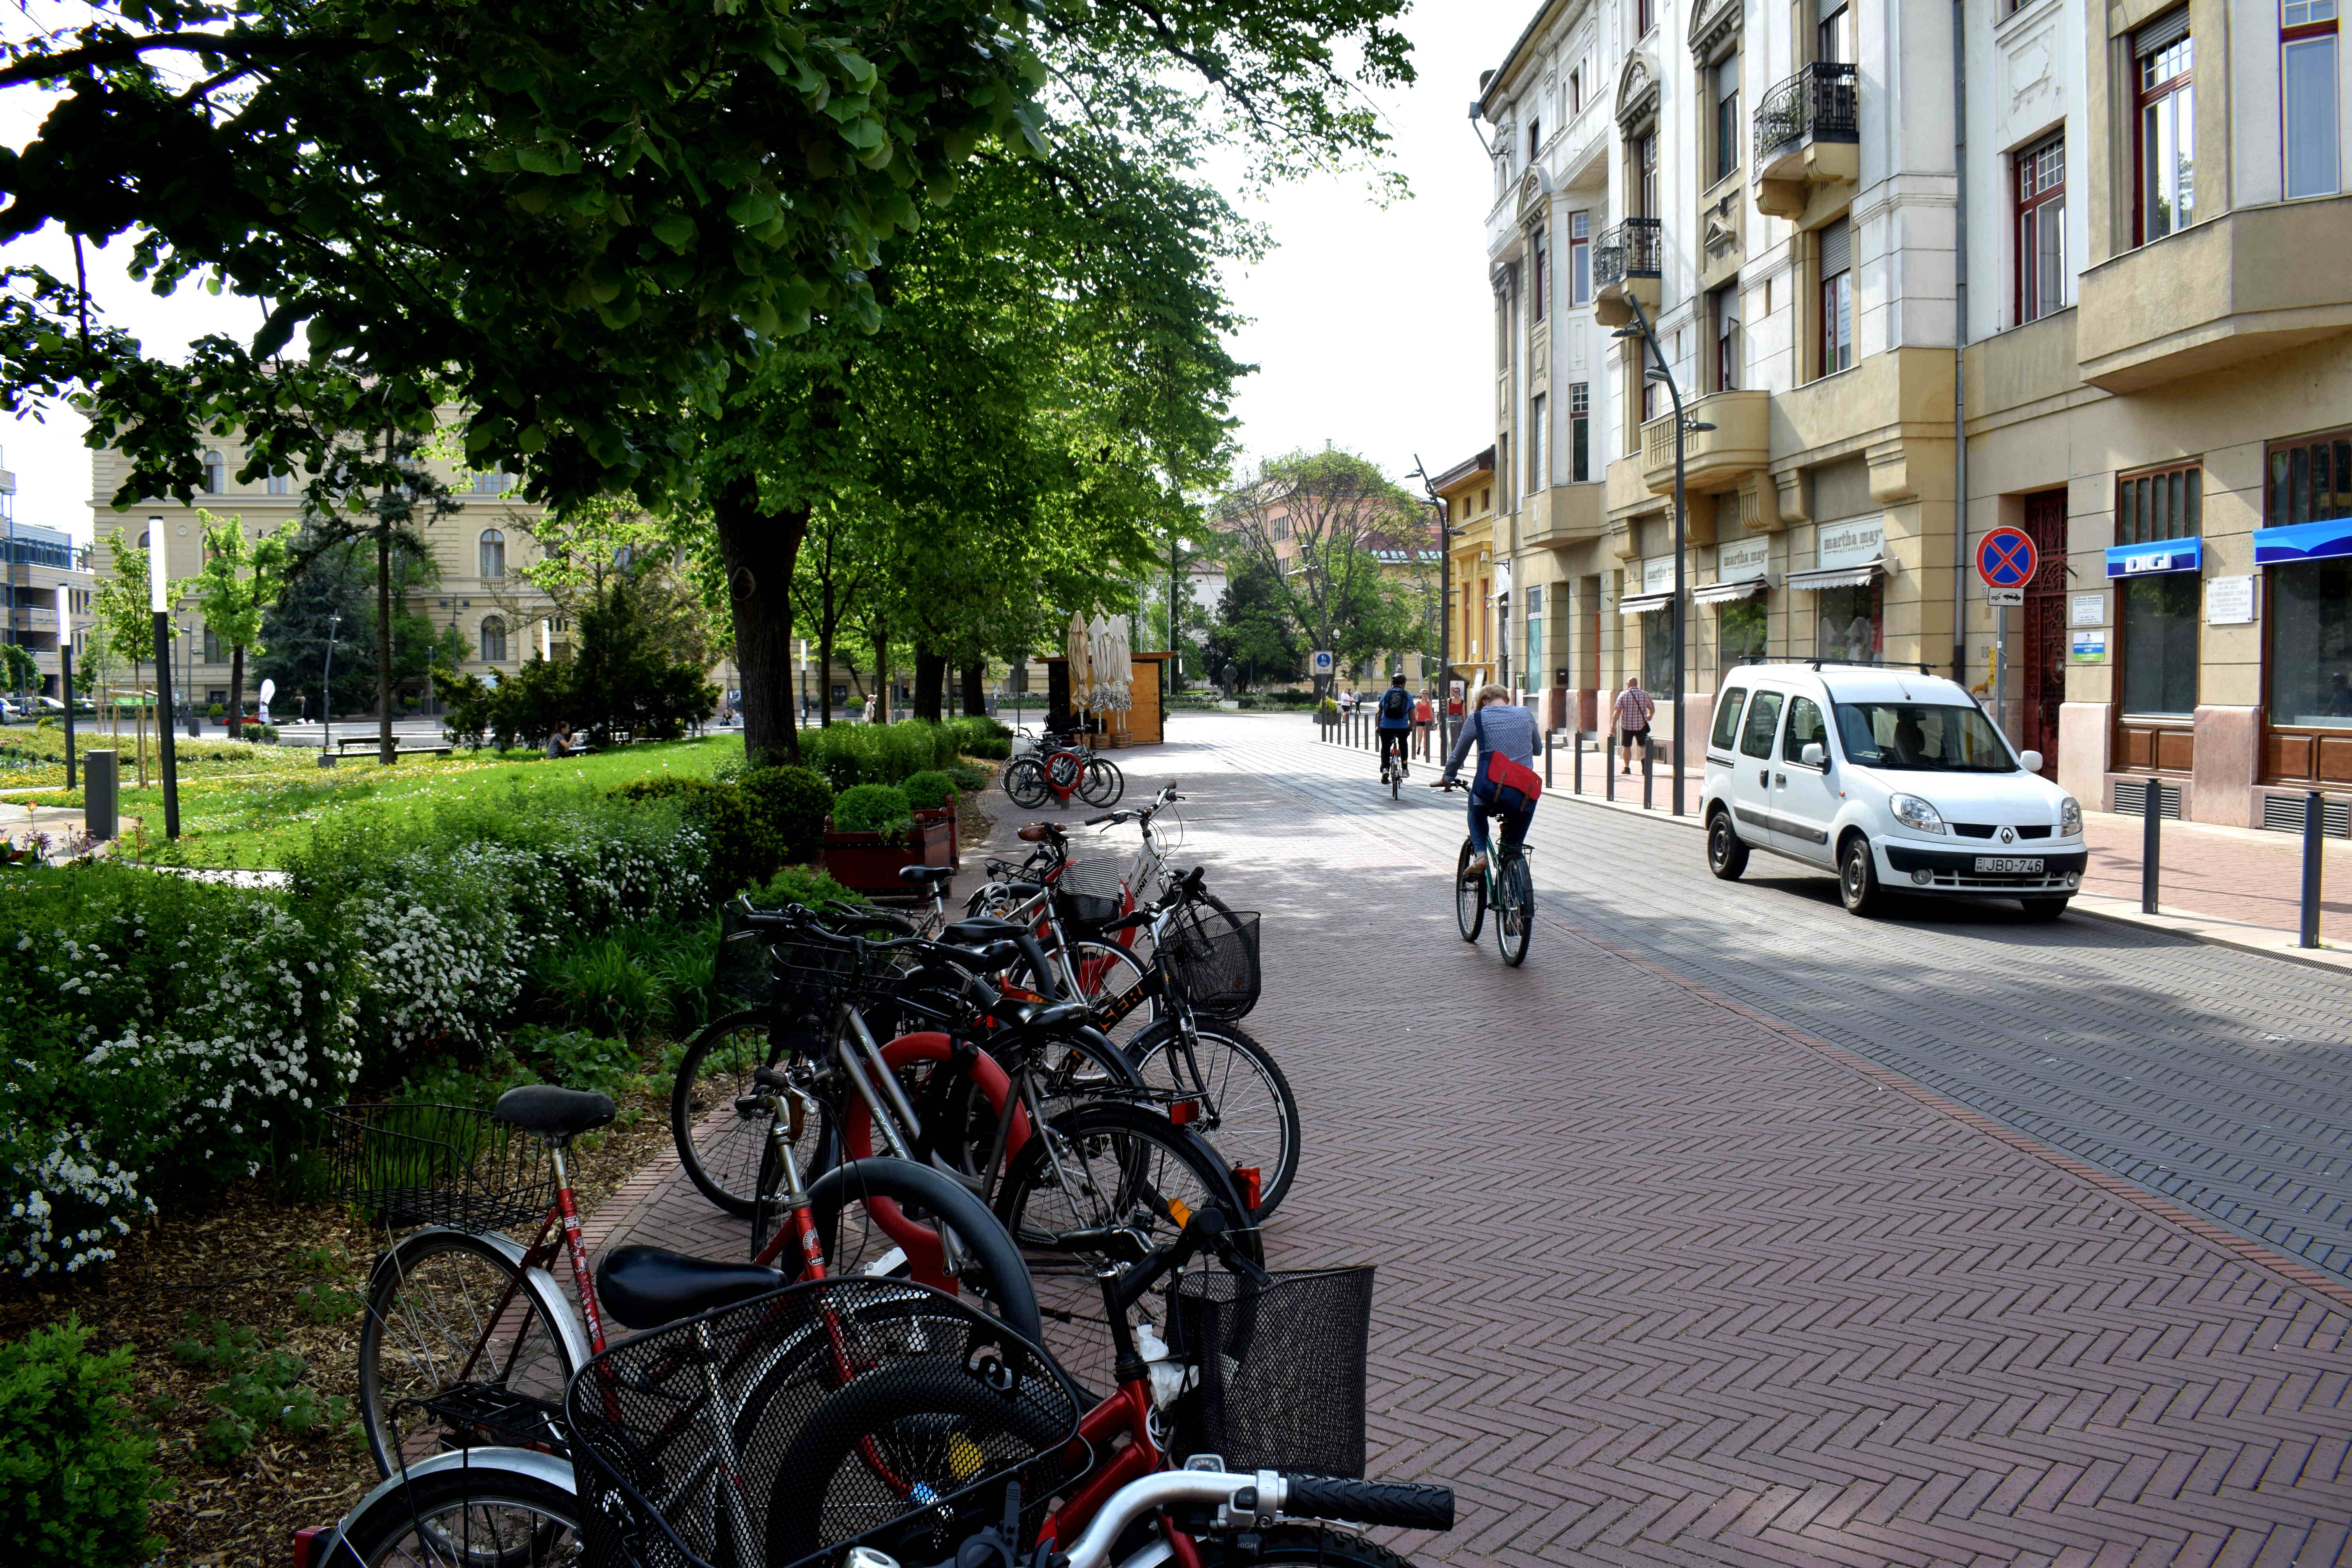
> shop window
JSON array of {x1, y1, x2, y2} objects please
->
[
  {"x1": 1570, "y1": 383, "x2": 1590, "y2": 482},
  {"x1": 2014, "y1": 133, "x2": 2066, "y2": 323},
  {"x1": 1569, "y1": 212, "x2": 1591, "y2": 304},
  {"x1": 1641, "y1": 606, "x2": 1675, "y2": 693},
  {"x1": 1719, "y1": 598, "x2": 1767, "y2": 669},
  {"x1": 1818, "y1": 218, "x2": 1854, "y2": 376},
  {"x1": 2283, "y1": 0, "x2": 2340, "y2": 199},
  {"x1": 2116, "y1": 462, "x2": 2203, "y2": 717},
  {"x1": 2119, "y1": 460, "x2": 2201, "y2": 543},
  {"x1": 2266, "y1": 427, "x2": 2352, "y2": 726},
  {"x1": 2134, "y1": 12, "x2": 2195, "y2": 244},
  {"x1": 1813, "y1": 581, "x2": 1881, "y2": 661}
]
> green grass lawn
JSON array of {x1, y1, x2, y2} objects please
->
[{"x1": 63, "y1": 734, "x2": 748, "y2": 868}]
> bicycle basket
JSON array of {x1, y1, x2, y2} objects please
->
[
  {"x1": 1050, "y1": 854, "x2": 1127, "y2": 930},
  {"x1": 320, "y1": 1103, "x2": 550, "y2": 1234},
  {"x1": 1163, "y1": 906, "x2": 1261, "y2": 1022},
  {"x1": 1168, "y1": 1266, "x2": 1373, "y2": 1478},
  {"x1": 715, "y1": 904, "x2": 877, "y2": 1022},
  {"x1": 566, "y1": 1276, "x2": 1081, "y2": 1568}
]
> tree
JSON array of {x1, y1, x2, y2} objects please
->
[
  {"x1": 254, "y1": 535, "x2": 442, "y2": 721},
  {"x1": 91, "y1": 528, "x2": 165, "y2": 720},
  {"x1": 1217, "y1": 449, "x2": 1423, "y2": 695},
  {"x1": 0, "y1": 642, "x2": 36, "y2": 703},
  {"x1": 1201, "y1": 558, "x2": 1303, "y2": 691},
  {"x1": 189, "y1": 509, "x2": 296, "y2": 739}
]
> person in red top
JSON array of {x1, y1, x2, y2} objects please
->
[
  {"x1": 1412, "y1": 689, "x2": 1435, "y2": 758},
  {"x1": 1613, "y1": 676, "x2": 1655, "y2": 774}
]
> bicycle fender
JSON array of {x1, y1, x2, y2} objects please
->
[
  {"x1": 836, "y1": 1032, "x2": 1028, "y2": 1271},
  {"x1": 370, "y1": 1228, "x2": 594, "y2": 1385},
  {"x1": 315, "y1": 1446, "x2": 576, "y2": 1565}
]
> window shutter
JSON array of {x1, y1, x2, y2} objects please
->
[
  {"x1": 1819, "y1": 218, "x2": 1852, "y2": 278},
  {"x1": 2134, "y1": 7, "x2": 2190, "y2": 56}
]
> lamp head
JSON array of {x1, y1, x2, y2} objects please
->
[{"x1": 1610, "y1": 326, "x2": 1643, "y2": 339}]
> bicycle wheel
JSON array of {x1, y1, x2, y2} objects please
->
[
  {"x1": 672, "y1": 1009, "x2": 824, "y2": 1218},
  {"x1": 1124, "y1": 1016, "x2": 1300, "y2": 1221},
  {"x1": 1453, "y1": 840, "x2": 1485, "y2": 942},
  {"x1": 1003, "y1": 757, "x2": 1050, "y2": 809},
  {"x1": 1390, "y1": 767, "x2": 1400, "y2": 801},
  {"x1": 1017, "y1": 937, "x2": 1156, "y2": 1051},
  {"x1": 328, "y1": 1459, "x2": 580, "y2": 1567},
  {"x1": 1494, "y1": 851, "x2": 1533, "y2": 968},
  {"x1": 1078, "y1": 755, "x2": 1125, "y2": 806},
  {"x1": 359, "y1": 1230, "x2": 582, "y2": 1477},
  {"x1": 993, "y1": 1101, "x2": 1260, "y2": 1396}
]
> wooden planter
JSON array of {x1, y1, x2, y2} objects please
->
[{"x1": 823, "y1": 812, "x2": 955, "y2": 893}]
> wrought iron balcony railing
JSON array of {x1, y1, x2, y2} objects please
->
[
  {"x1": 1753, "y1": 61, "x2": 1858, "y2": 163},
  {"x1": 1592, "y1": 218, "x2": 1662, "y2": 289}
]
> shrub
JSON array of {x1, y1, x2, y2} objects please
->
[
  {"x1": 799, "y1": 721, "x2": 958, "y2": 791},
  {"x1": 947, "y1": 760, "x2": 988, "y2": 795},
  {"x1": 900, "y1": 770, "x2": 958, "y2": 812},
  {"x1": 1314, "y1": 697, "x2": 1339, "y2": 723},
  {"x1": 959, "y1": 735, "x2": 1011, "y2": 760},
  {"x1": 948, "y1": 716, "x2": 1012, "y2": 749},
  {"x1": 744, "y1": 866, "x2": 862, "y2": 910},
  {"x1": 433, "y1": 669, "x2": 497, "y2": 750},
  {"x1": 831, "y1": 783, "x2": 915, "y2": 841},
  {"x1": 739, "y1": 764, "x2": 834, "y2": 865},
  {"x1": 206, "y1": 702, "x2": 225, "y2": 721},
  {"x1": 611, "y1": 776, "x2": 782, "y2": 894},
  {"x1": 508, "y1": 1023, "x2": 639, "y2": 1100},
  {"x1": 0, "y1": 1315, "x2": 168, "y2": 1568}
]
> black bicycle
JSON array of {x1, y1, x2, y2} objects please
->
[{"x1": 1433, "y1": 779, "x2": 1533, "y2": 967}]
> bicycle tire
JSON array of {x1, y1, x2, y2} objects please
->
[
  {"x1": 1123, "y1": 1016, "x2": 1300, "y2": 1221},
  {"x1": 1078, "y1": 756, "x2": 1125, "y2": 807},
  {"x1": 671, "y1": 1008, "x2": 811, "y2": 1218},
  {"x1": 328, "y1": 1459, "x2": 581, "y2": 1567},
  {"x1": 1003, "y1": 757, "x2": 1050, "y2": 809},
  {"x1": 760, "y1": 1356, "x2": 1074, "y2": 1568},
  {"x1": 1201, "y1": 1524, "x2": 1436, "y2": 1568},
  {"x1": 1494, "y1": 852, "x2": 1532, "y2": 967},
  {"x1": 1453, "y1": 840, "x2": 1484, "y2": 943},
  {"x1": 1391, "y1": 769, "x2": 1400, "y2": 801},
  {"x1": 359, "y1": 1230, "x2": 582, "y2": 1478},
  {"x1": 992, "y1": 1100, "x2": 1262, "y2": 1396}
]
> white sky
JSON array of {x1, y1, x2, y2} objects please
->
[{"x1": 1, "y1": 0, "x2": 1526, "y2": 541}]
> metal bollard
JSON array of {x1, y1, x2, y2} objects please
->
[
  {"x1": 2302, "y1": 790, "x2": 2325, "y2": 949},
  {"x1": 84, "y1": 749, "x2": 118, "y2": 841},
  {"x1": 1544, "y1": 731, "x2": 1555, "y2": 788},
  {"x1": 1642, "y1": 738, "x2": 1654, "y2": 810},
  {"x1": 2140, "y1": 779, "x2": 2161, "y2": 914},
  {"x1": 1605, "y1": 733, "x2": 1616, "y2": 801},
  {"x1": 1574, "y1": 731, "x2": 1584, "y2": 796}
]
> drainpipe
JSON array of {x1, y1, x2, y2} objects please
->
[{"x1": 1951, "y1": 0, "x2": 1971, "y2": 686}]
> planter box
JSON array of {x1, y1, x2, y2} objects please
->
[
  {"x1": 823, "y1": 812, "x2": 955, "y2": 893},
  {"x1": 920, "y1": 800, "x2": 961, "y2": 873}
]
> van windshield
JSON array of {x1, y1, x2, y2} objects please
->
[{"x1": 1833, "y1": 702, "x2": 2016, "y2": 772}]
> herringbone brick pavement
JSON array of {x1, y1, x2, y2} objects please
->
[{"x1": 590, "y1": 714, "x2": 2352, "y2": 1568}]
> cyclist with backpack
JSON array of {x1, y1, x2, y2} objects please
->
[
  {"x1": 1375, "y1": 673, "x2": 1416, "y2": 780},
  {"x1": 1437, "y1": 682, "x2": 1543, "y2": 877}
]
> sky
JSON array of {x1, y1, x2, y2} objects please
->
[{"x1": 1, "y1": 1, "x2": 1529, "y2": 543}]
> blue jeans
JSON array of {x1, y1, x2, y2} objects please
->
[{"x1": 1467, "y1": 788, "x2": 1534, "y2": 857}]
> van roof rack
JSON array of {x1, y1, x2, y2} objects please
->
[{"x1": 1731, "y1": 655, "x2": 1938, "y2": 674}]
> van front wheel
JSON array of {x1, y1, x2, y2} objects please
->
[{"x1": 1838, "y1": 836, "x2": 1884, "y2": 917}]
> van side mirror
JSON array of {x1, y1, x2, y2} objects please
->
[
  {"x1": 2019, "y1": 749, "x2": 2044, "y2": 773},
  {"x1": 1800, "y1": 742, "x2": 1826, "y2": 769}
]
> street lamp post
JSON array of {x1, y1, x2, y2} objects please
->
[
  {"x1": 1411, "y1": 455, "x2": 1453, "y2": 759},
  {"x1": 1613, "y1": 300, "x2": 1715, "y2": 819},
  {"x1": 148, "y1": 521, "x2": 180, "y2": 837},
  {"x1": 319, "y1": 611, "x2": 341, "y2": 763}
]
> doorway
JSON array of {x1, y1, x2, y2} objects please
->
[{"x1": 2018, "y1": 490, "x2": 2066, "y2": 778}]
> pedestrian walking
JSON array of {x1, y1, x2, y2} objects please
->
[
  {"x1": 1413, "y1": 688, "x2": 1435, "y2": 759},
  {"x1": 1614, "y1": 676, "x2": 1654, "y2": 773},
  {"x1": 862, "y1": 691, "x2": 878, "y2": 724}
]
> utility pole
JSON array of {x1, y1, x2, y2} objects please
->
[
  {"x1": 1412, "y1": 455, "x2": 1452, "y2": 759},
  {"x1": 1168, "y1": 524, "x2": 1180, "y2": 697},
  {"x1": 148, "y1": 517, "x2": 179, "y2": 837}
]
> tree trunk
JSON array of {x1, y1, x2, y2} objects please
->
[
  {"x1": 712, "y1": 475, "x2": 806, "y2": 766},
  {"x1": 960, "y1": 662, "x2": 986, "y2": 717},
  {"x1": 913, "y1": 650, "x2": 947, "y2": 722},
  {"x1": 228, "y1": 644, "x2": 246, "y2": 743},
  {"x1": 870, "y1": 617, "x2": 890, "y2": 724},
  {"x1": 376, "y1": 519, "x2": 395, "y2": 765}
]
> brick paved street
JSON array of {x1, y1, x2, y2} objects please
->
[{"x1": 594, "y1": 712, "x2": 2352, "y2": 1568}]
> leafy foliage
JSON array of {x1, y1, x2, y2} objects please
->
[
  {"x1": 830, "y1": 783, "x2": 915, "y2": 841},
  {"x1": 899, "y1": 770, "x2": 957, "y2": 812},
  {"x1": 0, "y1": 1315, "x2": 167, "y2": 1568},
  {"x1": 796, "y1": 719, "x2": 961, "y2": 792}
]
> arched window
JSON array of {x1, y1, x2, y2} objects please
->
[
  {"x1": 479, "y1": 529, "x2": 506, "y2": 579},
  {"x1": 202, "y1": 451, "x2": 225, "y2": 493},
  {"x1": 479, "y1": 615, "x2": 509, "y2": 663}
]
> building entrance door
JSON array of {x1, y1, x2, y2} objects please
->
[{"x1": 2018, "y1": 490, "x2": 2066, "y2": 779}]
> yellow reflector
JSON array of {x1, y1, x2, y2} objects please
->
[
  {"x1": 1169, "y1": 1198, "x2": 1192, "y2": 1228},
  {"x1": 949, "y1": 1431, "x2": 986, "y2": 1480}
]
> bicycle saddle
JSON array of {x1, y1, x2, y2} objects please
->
[
  {"x1": 993, "y1": 998, "x2": 1093, "y2": 1035},
  {"x1": 897, "y1": 864, "x2": 955, "y2": 888},
  {"x1": 942, "y1": 916, "x2": 1027, "y2": 946},
  {"x1": 593, "y1": 1245, "x2": 786, "y2": 1330},
  {"x1": 492, "y1": 1084, "x2": 616, "y2": 1137},
  {"x1": 1017, "y1": 822, "x2": 1066, "y2": 842}
]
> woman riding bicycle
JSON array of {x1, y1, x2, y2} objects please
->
[{"x1": 1438, "y1": 682, "x2": 1541, "y2": 878}]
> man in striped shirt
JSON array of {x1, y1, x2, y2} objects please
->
[{"x1": 1613, "y1": 676, "x2": 1654, "y2": 774}]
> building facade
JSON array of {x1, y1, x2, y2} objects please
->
[
  {"x1": 1480, "y1": 0, "x2": 2352, "y2": 827},
  {"x1": 3, "y1": 450, "x2": 98, "y2": 701}
]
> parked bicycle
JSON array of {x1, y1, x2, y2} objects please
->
[{"x1": 1003, "y1": 725, "x2": 1124, "y2": 810}]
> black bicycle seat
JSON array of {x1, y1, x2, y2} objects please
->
[
  {"x1": 897, "y1": 864, "x2": 955, "y2": 888},
  {"x1": 995, "y1": 998, "x2": 1093, "y2": 1035},
  {"x1": 942, "y1": 916, "x2": 1026, "y2": 946},
  {"x1": 594, "y1": 1246, "x2": 787, "y2": 1330},
  {"x1": 492, "y1": 1084, "x2": 616, "y2": 1138}
]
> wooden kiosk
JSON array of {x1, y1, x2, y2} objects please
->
[{"x1": 1041, "y1": 651, "x2": 1170, "y2": 747}]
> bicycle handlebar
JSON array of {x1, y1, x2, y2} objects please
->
[{"x1": 1050, "y1": 1469, "x2": 1454, "y2": 1568}]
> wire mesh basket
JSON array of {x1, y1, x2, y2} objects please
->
[
  {"x1": 713, "y1": 904, "x2": 882, "y2": 1022},
  {"x1": 319, "y1": 1103, "x2": 551, "y2": 1234},
  {"x1": 1051, "y1": 854, "x2": 1129, "y2": 930},
  {"x1": 566, "y1": 1276, "x2": 1082, "y2": 1568},
  {"x1": 1168, "y1": 1265, "x2": 1373, "y2": 1478},
  {"x1": 1162, "y1": 905, "x2": 1261, "y2": 1022}
]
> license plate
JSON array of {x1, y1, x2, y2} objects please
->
[{"x1": 1974, "y1": 856, "x2": 2044, "y2": 874}]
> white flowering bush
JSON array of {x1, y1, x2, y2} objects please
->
[{"x1": 0, "y1": 866, "x2": 360, "y2": 1276}]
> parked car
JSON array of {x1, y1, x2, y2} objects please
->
[{"x1": 1700, "y1": 662, "x2": 2086, "y2": 919}]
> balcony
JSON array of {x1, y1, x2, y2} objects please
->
[
  {"x1": 2076, "y1": 195, "x2": 2352, "y2": 392},
  {"x1": 1592, "y1": 218, "x2": 1662, "y2": 328},
  {"x1": 1520, "y1": 484, "x2": 1604, "y2": 550},
  {"x1": 1638, "y1": 389, "x2": 1770, "y2": 495},
  {"x1": 1753, "y1": 63, "x2": 1858, "y2": 220}
]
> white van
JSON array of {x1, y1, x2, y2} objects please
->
[{"x1": 1699, "y1": 662, "x2": 2087, "y2": 918}]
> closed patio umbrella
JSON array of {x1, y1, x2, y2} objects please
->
[{"x1": 1066, "y1": 610, "x2": 1093, "y2": 716}]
